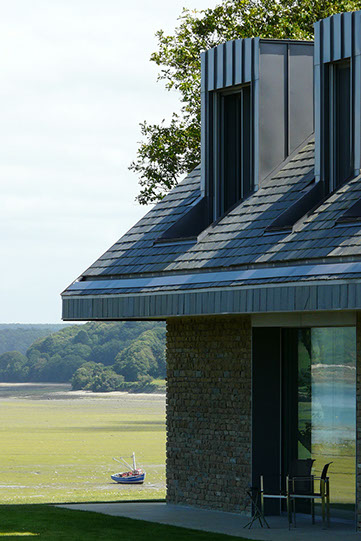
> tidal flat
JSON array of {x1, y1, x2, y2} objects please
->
[{"x1": 0, "y1": 384, "x2": 166, "y2": 504}]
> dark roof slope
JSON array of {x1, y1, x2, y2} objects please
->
[
  {"x1": 77, "y1": 139, "x2": 361, "y2": 282},
  {"x1": 62, "y1": 137, "x2": 361, "y2": 319}
]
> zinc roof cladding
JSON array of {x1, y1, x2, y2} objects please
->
[
  {"x1": 62, "y1": 272, "x2": 361, "y2": 297},
  {"x1": 76, "y1": 139, "x2": 361, "y2": 285}
]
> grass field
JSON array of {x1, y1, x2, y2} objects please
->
[
  {"x1": 0, "y1": 384, "x2": 166, "y2": 504},
  {"x1": 0, "y1": 505, "x2": 251, "y2": 540}
]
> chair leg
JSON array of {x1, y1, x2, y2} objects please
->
[
  {"x1": 321, "y1": 494, "x2": 326, "y2": 529},
  {"x1": 326, "y1": 483, "x2": 330, "y2": 528},
  {"x1": 287, "y1": 495, "x2": 291, "y2": 530},
  {"x1": 311, "y1": 498, "x2": 315, "y2": 524},
  {"x1": 293, "y1": 498, "x2": 296, "y2": 528}
]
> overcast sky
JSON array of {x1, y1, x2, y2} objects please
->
[{"x1": 0, "y1": 0, "x2": 218, "y2": 324}]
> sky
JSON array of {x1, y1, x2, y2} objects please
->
[{"x1": 0, "y1": 0, "x2": 218, "y2": 324}]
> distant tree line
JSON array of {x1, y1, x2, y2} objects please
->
[
  {"x1": 0, "y1": 322, "x2": 166, "y2": 392},
  {"x1": 0, "y1": 324, "x2": 67, "y2": 355}
]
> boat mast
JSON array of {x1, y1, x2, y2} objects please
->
[{"x1": 132, "y1": 452, "x2": 136, "y2": 470}]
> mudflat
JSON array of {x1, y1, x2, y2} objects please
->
[{"x1": 0, "y1": 383, "x2": 166, "y2": 504}]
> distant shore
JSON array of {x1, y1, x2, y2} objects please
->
[{"x1": 0, "y1": 382, "x2": 165, "y2": 399}]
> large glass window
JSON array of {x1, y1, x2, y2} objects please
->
[{"x1": 297, "y1": 327, "x2": 356, "y2": 507}]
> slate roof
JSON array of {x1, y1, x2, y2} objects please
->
[
  {"x1": 68, "y1": 138, "x2": 361, "y2": 281},
  {"x1": 62, "y1": 137, "x2": 361, "y2": 318}
]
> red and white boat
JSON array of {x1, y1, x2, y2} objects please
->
[{"x1": 111, "y1": 452, "x2": 146, "y2": 484}]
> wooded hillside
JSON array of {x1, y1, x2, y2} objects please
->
[
  {"x1": 0, "y1": 322, "x2": 166, "y2": 391},
  {"x1": 0, "y1": 324, "x2": 67, "y2": 355}
]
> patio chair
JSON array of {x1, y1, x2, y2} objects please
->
[
  {"x1": 288, "y1": 461, "x2": 333, "y2": 528},
  {"x1": 260, "y1": 474, "x2": 289, "y2": 521}
]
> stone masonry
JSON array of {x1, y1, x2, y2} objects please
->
[{"x1": 166, "y1": 315, "x2": 252, "y2": 513}]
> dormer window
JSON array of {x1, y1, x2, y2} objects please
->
[
  {"x1": 201, "y1": 38, "x2": 313, "y2": 224},
  {"x1": 314, "y1": 11, "x2": 361, "y2": 191},
  {"x1": 324, "y1": 59, "x2": 353, "y2": 192},
  {"x1": 216, "y1": 85, "x2": 253, "y2": 218}
]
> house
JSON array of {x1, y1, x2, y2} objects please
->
[{"x1": 62, "y1": 11, "x2": 361, "y2": 527}]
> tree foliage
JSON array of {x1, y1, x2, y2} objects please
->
[
  {"x1": 0, "y1": 351, "x2": 28, "y2": 382},
  {"x1": 131, "y1": 0, "x2": 361, "y2": 204},
  {"x1": 0, "y1": 324, "x2": 66, "y2": 355},
  {"x1": 0, "y1": 322, "x2": 166, "y2": 388}
]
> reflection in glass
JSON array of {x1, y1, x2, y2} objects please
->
[{"x1": 297, "y1": 328, "x2": 356, "y2": 506}]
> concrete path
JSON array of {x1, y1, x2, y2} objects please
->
[{"x1": 58, "y1": 502, "x2": 360, "y2": 540}]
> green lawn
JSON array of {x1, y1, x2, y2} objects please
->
[
  {"x1": 0, "y1": 505, "x2": 252, "y2": 540},
  {"x1": 0, "y1": 387, "x2": 166, "y2": 504}
]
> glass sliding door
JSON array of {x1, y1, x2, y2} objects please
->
[
  {"x1": 309, "y1": 327, "x2": 356, "y2": 507},
  {"x1": 284, "y1": 327, "x2": 356, "y2": 509}
]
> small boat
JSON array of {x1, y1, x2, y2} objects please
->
[{"x1": 111, "y1": 452, "x2": 146, "y2": 484}]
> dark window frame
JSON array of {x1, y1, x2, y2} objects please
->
[
  {"x1": 324, "y1": 58, "x2": 354, "y2": 193},
  {"x1": 211, "y1": 83, "x2": 254, "y2": 221}
]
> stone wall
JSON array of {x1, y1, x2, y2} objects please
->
[
  {"x1": 166, "y1": 315, "x2": 252, "y2": 513},
  {"x1": 357, "y1": 313, "x2": 361, "y2": 529}
]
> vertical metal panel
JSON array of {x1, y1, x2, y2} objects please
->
[
  {"x1": 355, "y1": 283, "x2": 361, "y2": 308},
  {"x1": 279, "y1": 287, "x2": 290, "y2": 311},
  {"x1": 259, "y1": 288, "x2": 267, "y2": 312},
  {"x1": 108, "y1": 297, "x2": 114, "y2": 318},
  {"x1": 333, "y1": 13, "x2": 342, "y2": 61},
  {"x1": 161, "y1": 294, "x2": 167, "y2": 316},
  {"x1": 225, "y1": 41, "x2": 234, "y2": 87},
  {"x1": 348, "y1": 283, "x2": 356, "y2": 308},
  {"x1": 200, "y1": 90, "x2": 207, "y2": 195},
  {"x1": 331, "y1": 284, "x2": 340, "y2": 309},
  {"x1": 234, "y1": 39, "x2": 243, "y2": 85},
  {"x1": 102, "y1": 298, "x2": 108, "y2": 318},
  {"x1": 244, "y1": 38, "x2": 253, "y2": 81},
  {"x1": 354, "y1": 11, "x2": 361, "y2": 56},
  {"x1": 343, "y1": 11, "x2": 352, "y2": 58},
  {"x1": 322, "y1": 16, "x2": 332, "y2": 63},
  {"x1": 354, "y1": 55, "x2": 361, "y2": 174},
  {"x1": 253, "y1": 289, "x2": 261, "y2": 312},
  {"x1": 238, "y1": 290, "x2": 247, "y2": 312},
  {"x1": 246, "y1": 289, "x2": 253, "y2": 312},
  {"x1": 201, "y1": 51, "x2": 207, "y2": 92},
  {"x1": 144, "y1": 295, "x2": 150, "y2": 317},
  {"x1": 216, "y1": 43, "x2": 225, "y2": 89},
  {"x1": 207, "y1": 48, "x2": 215, "y2": 91},
  {"x1": 289, "y1": 44, "x2": 314, "y2": 153},
  {"x1": 253, "y1": 38, "x2": 260, "y2": 81},
  {"x1": 314, "y1": 64, "x2": 322, "y2": 182},
  {"x1": 184, "y1": 292, "x2": 190, "y2": 315},
  {"x1": 339, "y1": 284, "x2": 349, "y2": 309},
  {"x1": 266, "y1": 287, "x2": 274, "y2": 311},
  {"x1": 314, "y1": 21, "x2": 321, "y2": 66},
  {"x1": 259, "y1": 42, "x2": 287, "y2": 180},
  {"x1": 200, "y1": 48, "x2": 207, "y2": 197},
  {"x1": 253, "y1": 77, "x2": 259, "y2": 189}
]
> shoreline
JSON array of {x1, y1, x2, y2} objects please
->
[{"x1": 0, "y1": 382, "x2": 165, "y2": 399}]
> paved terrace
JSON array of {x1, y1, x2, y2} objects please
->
[{"x1": 59, "y1": 502, "x2": 359, "y2": 540}]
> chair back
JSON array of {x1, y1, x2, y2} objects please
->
[
  {"x1": 321, "y1": 462, "x2": 332, "y2": 480},
  {"x1": 289, "y1": 458, "x2": 314, "y2": 477},
  {"x1": 288, "y1": 459, "x2": 315, "y2": 495},
  {"x1": 319, "y1": 462, "x2": 332, "y2": 494}
]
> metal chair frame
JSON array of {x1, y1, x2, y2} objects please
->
[
  {"x1": 287, "y1": 462, "x2": 332, "y2": 529},
  {"x1": 260, "y1": 475, "x2": 289, "y2": 526},
  {"x1": 243, "y1": 486, "x2": 270, "y2": 529}
]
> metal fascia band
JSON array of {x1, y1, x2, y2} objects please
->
[{"x1": 67, "y1": 261, "x2": 361, "y2": 292}]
